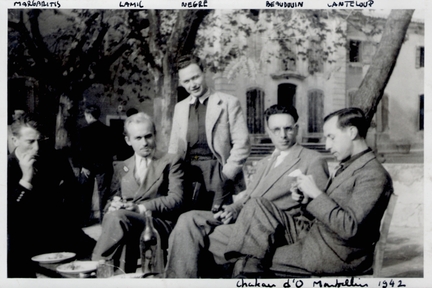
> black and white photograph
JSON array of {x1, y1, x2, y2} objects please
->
[{"x1": 1, "y1": 0, "x2": 429, "y2": 287}]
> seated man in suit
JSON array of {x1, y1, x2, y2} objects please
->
[
  {"x1": 164, "y1": 105, "x2": 329, "y2": 278},
  {"x1": 92, "y1": 112, "x2": 185, "y2": 273},
  {"x1": 8, "y1": 113, "x2": 95, "y2": 278},
  {"x1": 230, "y1": 107, "x2": 393, "y2": 277}
]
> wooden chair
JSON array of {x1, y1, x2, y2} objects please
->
[{"x1": 369, "y1": 192, "x2": 398, "y2": 277}]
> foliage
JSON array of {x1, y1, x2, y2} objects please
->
[
  {"x1": 8, "y1": 9, "x2": 404, "y2": 149},
  {"x1": 8, "y1": 9, "x2": 387, "y2": 109}
]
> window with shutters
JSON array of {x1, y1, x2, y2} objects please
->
[
  {"x1": 246, "y1": 88, "x2": 265, "y2": 134},
  {"x1": 307, "y1": 90, "x2": 324, "y2": 133},
  {"x1": 376, "y1": 94, "x2": 389, "y2": 133},
  {"x1": 349, "y1": 40, "x2": 362, "y2": 63},
  {"x1": 348, "y1": 40, "x2": 375, "y2": 65},
  {"x1": 347, "y1": 89, "x2": 357, "y2": 106},
  {"x1": 419, "y1": 94, "x2": 424, "y2": 130},
  {"x1": 416, "y1": 46, "x2": 424, "y2": 68}
]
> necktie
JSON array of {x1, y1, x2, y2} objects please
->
[
  {"x1": 187, "y1": 100, "x2": 199, "y2": 146},
  {"x1": 333, "y1": 164, "x2": 344, "y2": 179},
  {"x1": 263, "y1": 150, "x2": 281, "y2": 177},
  {"x1": 136, "y1": 157, "x2": 148, "y2": 185}
]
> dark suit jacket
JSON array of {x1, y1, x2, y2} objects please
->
[
  {"x1": 7, "y1": 149, "x2": 83, "y2": 277},
  {"x1": 272, "y1": 151, "x2": 393, "y2": 275},
  {"x1": 108, "y1": 151, "x2": 185, "y2": 222},
  {"x1": 78, "y1": 120, "x2": 114, "y2": 172}
]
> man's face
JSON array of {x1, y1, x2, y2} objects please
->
[
  {"x1": 13, "y1": 126, "x2": 40, "y2": 158},
  {"x1": 267, "y1": 113, "x2": 298, "y2": 152},
  {"x1": 125, "y1": 120, "x2": 156, "y2": 158},
  {"x1": 323, "y1": 116, "x2": 353, "y2": 161},
  {"x1": 84, "y1": 112, "x2": 92, "y2": 124},
  {"x1": 178, "y1": 63, "x2": 208, "y2": 98}
]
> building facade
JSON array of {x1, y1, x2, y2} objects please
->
[{"x1": 206, "y1": 11, "x2": 424, "y2": 155}]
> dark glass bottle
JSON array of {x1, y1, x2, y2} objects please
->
[{"x1": 140, "y1": 210, "x2": 164, "y2": 276}]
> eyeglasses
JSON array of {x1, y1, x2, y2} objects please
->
[{"x1": 269, "y1": 126, "x2": 296, "y2": 136}]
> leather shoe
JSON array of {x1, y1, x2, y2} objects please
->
[{"x1": 232, "y1": 256, "x2": 265, "y2": 278}]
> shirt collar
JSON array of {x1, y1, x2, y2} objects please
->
[
  {"x1": 135, "y1": 152, "x2": 153, "y2": 167},
  {"x1": 189, "y1": 88, "x2": 212, "y2": 105},
  {"x1": 273, "y1": 143, "x2": 297, "y2": 158},
  {"x1": 339, "y1": 147, "x2": 372, "y2": 169}
]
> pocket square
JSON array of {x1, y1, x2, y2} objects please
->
[{"x1": 288, "y1": 169, "x2": 302, "y2": 177}]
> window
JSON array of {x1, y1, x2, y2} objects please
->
[
  {"x1": 349, "y1": 40, "x2": 375, "y2": 64},
  {"x1": 416, "y1": 46, "x2": 424, "y2": 68},
  {"x1": 376, "y1": 94, "x2": 389, "y2": 133},
  {"x1": 419, "y1": 94, "x2": 424, "y2": 130},
  {"x1": 349, "y1": 40, "x2": 362, "y2": 63},
  {"x1": 347, "y1": 89, "x2": 357, "y2": 106},
  {"x1": 308, "y1": 90, "x2": 324, "y2": 133},
  {"x1": 246, "y1": 88, "x2": 265, "y2": 134}
]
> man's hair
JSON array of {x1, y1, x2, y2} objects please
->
[
  {"x1": 10, "y1": 113, "x2": 40, "y2": 137},
  {"x1": 264, "y1": 104, "x2": 299, "y2": 123},
  {"x1": 126, "y1": 108, "x2": 139, "y2": 117},
  {"x1": 124, "y1": 112, "x2": 156, "y2": 136},
  {"x1": 84, "y1": 104, "x2": 101, "y2": 119},
  {"x1": 176, "y1": 54, "x2": 205, "y2": 72},
  {"x1": 324, "y1": 107, "x2": 368, "y2": 139}
]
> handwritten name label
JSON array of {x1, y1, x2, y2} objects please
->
[
  {"x1": 119, "y1": 1, "x2": 144, "y2": 7},
  {"x1": 181, "y1": 0, "x2": 208, "y2": 8},
  {"x1": 327, "y1": 0, "x2": 374, "y2": 7},
  {"x1": 13, "y1": 1, "x2": 61, "y2": 7},
  {"x1": 266, "y1": 1, "x2": 304, "y2": 8}
]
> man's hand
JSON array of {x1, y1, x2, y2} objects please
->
[
  {"x1": 213, "y1": 204, "x2": 237, "y2": 225},
  {"x1": 81, "y1": 167, "x2": 91, "y2": 178},
  {"x1": 297, "y1": 174, "x2": 323, "y2": 199},
  {"x1": 107, "y1": 196, "x2": 126, "y2": 213},
  {"x1": 290, "y1": 182, "x2": 309, "y2": 204},
  {"x1": 19, "y1": 151, "x2": 37, "y2": 183},
  {"x1": 123, "y1": 201, "x2": 140, "y2": 213}
]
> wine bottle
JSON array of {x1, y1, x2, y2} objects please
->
[{"x1": 140, "y1": 210, "x2": 164, "y2": 276}]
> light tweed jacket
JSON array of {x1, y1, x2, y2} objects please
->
[{"x1": 168, "y1": 90, "x2": 250, "y2": 183}]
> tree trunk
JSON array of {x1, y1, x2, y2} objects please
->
[
  {"x1": 352, "y1": 10, "x2": 414, "y2": 127},
  {"x1": 154, "y1": 10, "x2": 211, "y2": 152}
]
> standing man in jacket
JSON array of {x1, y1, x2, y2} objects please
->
[
  {"x1": 168, "y1": 54, "x2": 250, "y2": 212},
  {"x1": 78, "y1": 104, "x2": 114, "y2": 224}
]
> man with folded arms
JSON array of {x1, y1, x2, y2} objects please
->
[
  {"x1": 92, "y1": 112, "x2": 184, "y2": 273},
  {"x1": 165, "y1": 105, "x2": 329, "y2": 278}
]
